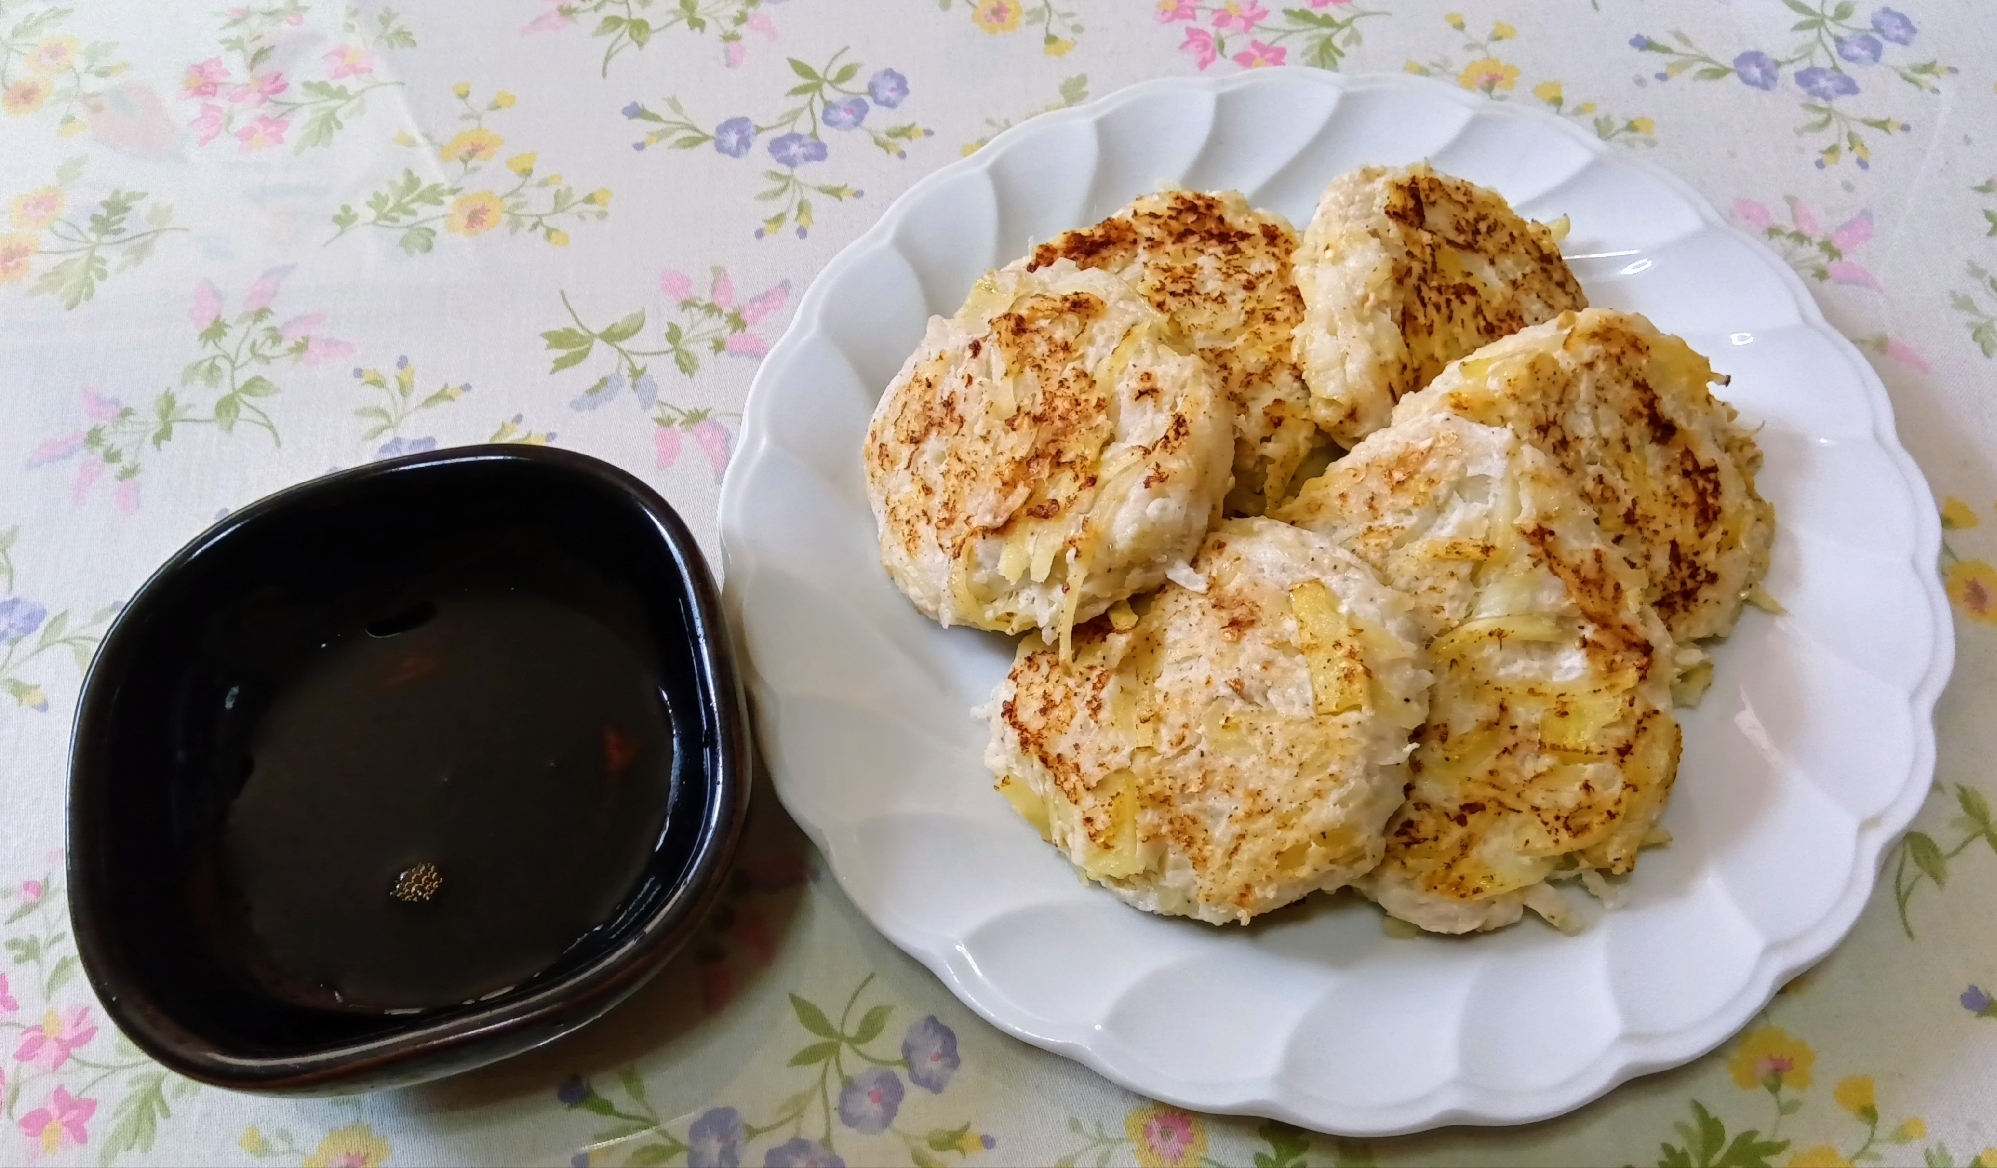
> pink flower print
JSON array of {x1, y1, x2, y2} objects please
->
[
  {"x1": 1212, "y1": 1, "x2": 1268, "y2": 33},
  {"x1": 302, "y1": 334, "x2": 356, "y2": 366},
  {"x1": 15, "y1": 1007, "x2": 96, "y2": 1071},
  {"x1": 1731, "y1": 198, "x2": 1774, "y2": 231},
  {"x1": 1309, "y1": 0, "x2": 1353, "y2": 6},
  {"x1": 724, "y1": 40, "x2": 745, "y2": 68},
  {"x1": 72, "y1": 458, "x2": 104, "y2": 504},
  {"x1": 20, "y1": 880, "x2": 41, "y2": 903},
  {"x1": 279, "y1": 312, "x2": 324, "y2": 343},
  {"x1": 1785, "y1": 196, "x2": 1821, "y2": 239},
  {"x1": 113, "y1": 480, "x2": 139, "y2": 515},
  {"x1": 1885, "y1": 336, "x2": 1931, "y2": 373},
  {"x1": 0, "y1": 974, "x2": 17, "y2": 1016},
  {"x1": 521, "y1": 1, "x2": 572, "y2": 35},
  {"x1": 190, "y1": 102, "x2": 227, "y2": 146},
  {"x1": 710, "y1": 269, "x2": 735, "y2": 309},
  {"x1": 322, "y1": 46, "x2": 374, "y2": 79},
  {"x1": 1825, "y1": 260, "x2": 1878, "y2": 289},
  {"x1": 1157, "y1": 0, "x2": 1197, "y2": 22},
  {"x1": 19, "y1": 1087, "x2": 95, "y2": 1155},
  {"x1": 236, "y1": 114, "x2": 290, "y2": 151},
  {"x1": 1830, "y1": 209, "x2": 1873, "y2": 253},
  {"x1": 746, "y1": 12, "x2": 776, "y2": 39},
  {"x1": 1233, "y1": 40, "x2": 1285, "y2": 68},
  {"x1": 228, "y1": 71, "x2": 288, "y2": 106},
  {"x1": 81, "y1": 388, "x2": 122, "y2": 422},
  {"x1": 655, "y1": 424, "x2": 681, "y2": 470},
  {"x1": 1181, "y1": 28, "x2": 1218, "y2": 69},
  {"x1": 191, "y1": 277, "x2": 223, "y2": 326},
  {"x1": 242, "y1": 265, "x2": 292, "y2": 312},
  {"x1": 181, "y1": 57, "x2": 228, "y2": 98},
  {"x1": 25, "y1": 434, "x2": 84, "y2": 469},
  {"x1": 226, "y1": 6, "x2": 249, "y2": 19},
  {"x1": 724, "y1": 333, "x2": 768, "y2": 359},
  {"x1": 692, "y1": 419, "x2": 731, "y2": 481},
  {"x1": 741, "y1": 281, "x2": 791, "y2": 324},
  {"x1": 660, "y1": 269, "x2": 694, "y2": 301}
]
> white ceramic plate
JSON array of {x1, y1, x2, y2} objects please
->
[{"x1": 717, "y1": 70, "x2": 1953, "y2": 1135}]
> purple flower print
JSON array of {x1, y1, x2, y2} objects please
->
[
  {"x1": 571, "y1": 372, "x2": 625, "y2": 411},
  {"x1": 0, "y1": 599, "x2": 48, "y2": 642},
  {"x1": 835, "y1": 1067, "x2": 902, "y2": 1133},
  {"x1": 1964, "y1": 986, "x2": 1997, "y2": 1017},
  {"x1": 374, "y1": 436, "x2": 437, "y2": 459},
  {"x1": 714, "y1": 117, "x2": 756, "y2": 158},
  {"x1": 1734, "y1": 50, "x2": 1779, "y2": 90},
  {"x1": 1871, "y1": 7, "x2": 1915, "y2": 45},
  {"x1": 1836, "y1": 34, "x2": 1882, "y2": 64},
  {"x1": 1628, "y1": 34, "x2": 1652, "y2": 51},
  {"x1": 901, "y1": 1015, "x2": 960, "y2": 1094},
  {"x1": 867, "y1": 68, "x2": 908, "y2": 108},
  {"x1": 764, "y1": 1138, "x2": 844, "y2": 1168},
  {"x1": 555, "y1": 1075, "x2": 589, "y2": 1107},
  {"x1": 767, "y1": 132, "x2": 826, "y2": 168},
  {"x1": 823, "y1": 97, "x2": 868, "y2": 131},
  {"x1": 633, "y1": 372, "x2": 659, "y2": 409},
  {"x1": 687, "y1": 1106, "x2": 744, "y2": 1168},
  {"x1": 622, "y1": 101, "x2": 643, "y2": 118},
  {"x1": 1796, "y1": 66, "x2": 1859, "y2": 99}
]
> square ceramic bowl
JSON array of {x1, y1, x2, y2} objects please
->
[{"x1": 68, "y1": 445, "x2": 750, "y2": 1094}]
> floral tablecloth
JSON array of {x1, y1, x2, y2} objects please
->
[{"x1": 1, "y1": 0, "x2": 1993, "y2": 1164}]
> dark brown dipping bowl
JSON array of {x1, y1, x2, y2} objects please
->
[{"x1": 66, "y1": 445, "x2": 750, "y2": 1094}]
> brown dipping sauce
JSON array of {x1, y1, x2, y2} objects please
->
[{"x1": 220, "y1": 588, "x2": 674, "y2": 1012}]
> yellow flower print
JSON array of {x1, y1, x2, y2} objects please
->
[
  {"x1": 585, "y1": 188, "x2": 612, "y2": 207},
  {"x1": 1947, "y1": 561, "x2": 1997, "y2": 624},
  {"x1": 394, "y1": 130, "x2": 419, "y2": 147},
  {"x1": 1445, "y1": 12, "x2": 1465, "y2": 30},
  {"x1": 452, "y1": 81, "x2": 471, "y2": 98},
  {"x1": 1630, "y1": 116, "x2": 1656, "y2": 135},
  {"x1": 1974, "y1": 1147, "x2": 1997, "y2": 1168},
  {"x1": 1942, "y1": 496, "x2": 1981, "y2": 529},
  {"x1": 0, "y1": 232, "x2": 36, "y2": 284},
  {"x1": 546, "y1": 228, "x2": 570, "y2": 247},
  {"x1": 3, "y1": 77, "x2": 51, "y2": 116},
  {"x1": 1786, "y1": 1149, "x2": 1852, "y2": 1168},
  {"x1": 1045, "y1": 37, "x2": 1075, "y2": 57},
  {"x1": 972, "y1": 0, "x2": 1023, "y2": 34},
  {"x1": 492, "y1": 90, "x2": 516, "y2": 109},
  {"x1": 29, "y1": 35, "x2": 80, "y2": 75},
  {"x1": 1833, "y1": 1074, "x2": 1874, "y2": 1116},
  {"x1": 445, "y1": 190, "x2": 507, "y2": 236},
  {"x1": 507, "y1": 152, "x2": 537, "y2": 176},
  {"x1": 1532, "y1": 80, "x2": 1564, "y2": 104},
  {"x1": 1125, "y1": 1105, "x2": 1207, "y2": 1168},
  {"x1": 1491, "y1": 21, "x2": 1516, "y2": 40},
  {"x1": 1895, "y1": 1118, "x2": 1927, "y2": 1141},
  {"x1": 11, "y1": 186, "x2": 63, "y2": 230},
  {"x1": 1728, "y1": 1026, "x2": 1815, "y2": 1092},
  {"x1": 303, "y1": 1124, "x2": 392, "y2": 1168},
  {"x1": 240, "y1": 1127, "x2": 270, "y2": 1155},
  {"x1": 1458, "y1": 58, "x2": 1520, "y2": 93},
  {"x1": 442, "y1": 127, "x2": 503, "y2": 163}
]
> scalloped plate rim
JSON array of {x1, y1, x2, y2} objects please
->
[{"x1": 717, "y1": 68, "x2": 1954, "y2": 1135}]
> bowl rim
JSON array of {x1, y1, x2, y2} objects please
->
[{"x1": 66, "y1": 443, "x2": 752, "y2": 1094}]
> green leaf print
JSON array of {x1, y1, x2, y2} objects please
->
[
  {"x1": 789, "y1": 992, "x2": 839, "y2": 1039},
  {"x1": 1648, "y1": 1100, "x2": 1789, "y2": 1168},
  {"x1": 99, "y1": 1070, "x2": 173, "y2": 1164}
]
